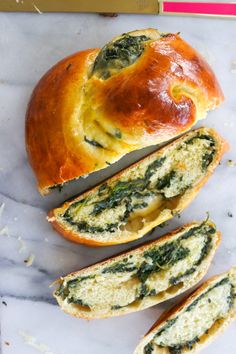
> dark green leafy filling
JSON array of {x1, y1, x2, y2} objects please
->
[
  {"x1": 145, "y1": 277, "x2": 235, "y2": 354},
  {"x1": 84, "y1": 136, "x2": 104, "y2": 148},
  {"x1": 92, "y1": 34, "x2": 150, "y2": 79},
  {"x1": 114, "y1": 128, "x2": 122, "y2": 139},
  {"x1": 185, "y1": 277, "x2": 234, "y2": 313},
  {"x1": 62, "y1": 220, "x2": 119, "y2": 234},
  {"x1": 56, "y1": 223, "x2": 216, "y2": 310},
  {"x1": 186, "y1": 134, "x2": 216, "y2": 172},
  {"x1": 102, "y1": 261, "x2": 136, "y2": 274},
  {"x1": 62, "y1": 134, "x2": 216, "y2": 234},
  {"x1": 56, "y1": 275, "x2": 95, "y2": 307},
  {"x1": 144, "y1": 343, "x2": 154, "y2": 354},
  {"x1": 169, "y1": 226, "x2": 214, "y2": 285},
  {"x1": 168, "y1": 337, "x2": 200, "y2": 354}
]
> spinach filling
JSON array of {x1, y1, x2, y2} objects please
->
[
  {"x1": 92, "y1": 33, "x2": 150, "y2": 79},
  {"x1": 62, "y1": 134, "x2": 217, "y2": 235},
  {"x1": 102, "y1": 261, "x2": 137, "y2": 274},
  {"x1": 144, "y1": 343, "x2": 154, "y2": 354},
  {"x1": 84, "y1": 136, "x2": 104, "y2": 148},
  {"x1": 145, "y1": 277, "x2": 235, "y2": 354},
  {"x1": 56, "y1": 223, "x2": 215, "y2": 310},
  {"x1": 185, "y1": 134, "x2": 216, "y2": 171}
]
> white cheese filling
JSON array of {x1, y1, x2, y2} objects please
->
[{"x1": 153, "y1": 281, "x2": 233, "y2": 349}]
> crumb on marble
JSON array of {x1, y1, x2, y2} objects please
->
[
  {"x1": 227, "y1": 159, "x2": 235, "y2": 167},
  {"x1": 24, "y1": 253, "x2": 35, "y2": 267},
  {"x1": 44, "y1": 237, "x2": 49, "y2": 242},
  {"x1": 18, "y1": 236, "x2": 26, "y2": 253},
  {"x1": 227, "y1": 211, "x2": 233, "y2": 218},
  {"x1": 2, "y1": 301, "x2": 7, "y2": 306},
  {"x1": 19, "y1": 331, "x2": 53, "y2": 354},
  {"x1": 0, "y1": 225, "x2": 10, "y2": 237},
  {"x1": 231, "y1": 60, "x2": 236, "y2": 74},
  {"x1": 4, "y1": 341, "x2": 10, "y2": 346},
  {"x1": 0, "y1": 202, "x2": 5, "y2": 217}
]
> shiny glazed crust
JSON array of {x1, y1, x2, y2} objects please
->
[
  {"x1": 48, "y1": 128, "x2": 229, "y2": 246},
  {"x1": 53, "y1": 221, "x2": 221, "y2": 320},
  {"x1": 26, "y1": 29, "x2": 224, "y2": 195},
  {"x1": 135, "y1": 267, "x2": 236, "y2": 354}
]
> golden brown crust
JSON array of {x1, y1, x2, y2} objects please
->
[
  {"x1": 135, "y1": 266, "x2": 236, "y2": 354},
  {"x1": 26, "y1": 30, "x2": 224, "y2": 195},
  {"x1": 48, "y1": 127, "x2": 229, "y2": 246},
  {"x1": 25, "y1": 49, "x2": 99, "y2": 195},
  {"x1": 53, "y1": 221, "x2": 221, "y2": 319},
  {"x1": 96, "y1": 34, "x2": 223, "y2": 136}
]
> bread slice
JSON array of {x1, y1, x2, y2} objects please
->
[
  {"x1": 53, "y1": 220, "x2": 220, "y2": 319},
  {"x1": 135, "y1": 266, "x2": 236, "y2": 354},
  {"x1": 48, "y1": 127, "x2": 228, "y2": 246}
]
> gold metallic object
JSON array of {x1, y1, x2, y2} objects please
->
[{"x1": 0, "y1": 0, "x2": 159, "y2": 14}]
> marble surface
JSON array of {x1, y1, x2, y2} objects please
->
[{"x1": 0, "y1": 11, "x2": 236, "y2": 354}]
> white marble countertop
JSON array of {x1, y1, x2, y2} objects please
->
[{"x1": 0, "y1": 11, "x2": 235, "y2": 354}]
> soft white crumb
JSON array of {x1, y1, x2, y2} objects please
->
[
  {"x1": 19, "y1": 331, "x2": 53, "y2": 354},
  {"x1": 24, "y1": 254, "x2": 35, "y2": 267},
  {"x1": 44, "y1": 237, "x2": 49, "y2": 242},
  {"x1": 82, "y1": 174, "x2": 89, "y2": 179},
  {"x1": 0, "y1": 226, "x2": 10, "y2": 237},
  {"x1": 0, "y1": 202, "x2": 5, "y2": 217}
]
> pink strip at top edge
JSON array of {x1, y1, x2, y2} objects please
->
[{"x1": 162, "y1": 2, "x2": 236, "y2": 15}]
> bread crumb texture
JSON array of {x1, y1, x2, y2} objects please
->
[
  {"x1": 54, "y1": 128, "x2": 221, "y2": 243},
  {"x1": 136, "y1": 267, "x2": 236, "y2": 354},
  {"x1": 54, "y1": 221, "x2": 219, "y2": 318}
]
